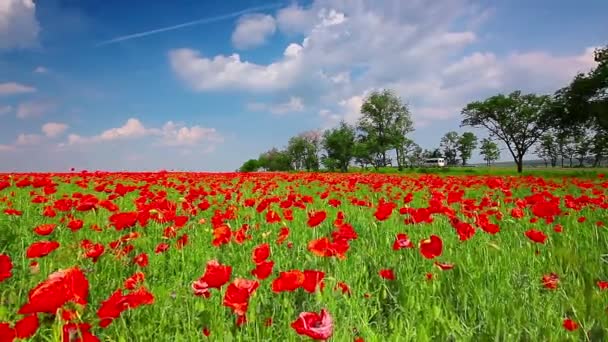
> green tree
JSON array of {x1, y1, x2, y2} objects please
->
[
  {"x1": 358, "y1": 89, "x2": 411, "y2": 167},
  {"x1": 553, "y1": 45, "x2": 608, "y2": 131},
  {"x1": 258, "y1": 148, "x2": 293, "y2": 171},
  {"x1": 440, "y1": 131, "x2": 460, "y2": 165},
  {"x1": 239, "y1": 159, "x2": 260, "y2": 172},
  {"x1": 535, "y1": 134, "x2": 558, "y2": 167},
  {"x1": 322, "y1": 121, "x2": 356, "y2": 172},
  {"x1": 479, "y1": 138, "x2": 500, "y2": 166},
  {"x1": 461, "y1": 91, "x2": 552, "y2": 173},
  {"x1": 286, "y1": 136, "x2": 308, "y2": 170},
  {"x1": 458, "y1": 132, "x2": 478, "y2": 166},
  {"x1": 388, "y1": 101, "x2": 415, "y2": 170}
]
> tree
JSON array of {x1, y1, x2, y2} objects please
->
[
  {"x1": 461, "y1": 91, "x2": 552, "y2": 173},
  {"x1": 458, "y1": 132, "x2": 478, "y2": 166},
  {"x1": 535, "y1": 134, "x2": 558, "y2": 167},
  {"x1": 300, "y1": 130, "x2": 322, "y2": 171},
  {"x1": 286, "y1": 136, "x2": 308, "y2": 170},
  {"x1": 322, "y1": 121, "x2": 356, "y2": 172},
  {"x1": 553, "y1": 45, "x2": 608, "y2": 132},
  {"x1": 440, "y1": 131, "x2": 460, "y2": 165},
  {"x1": 258, "y1": 148, "x2": 293, "y2": 171},
  {"x1": 479, "y1": 138, "x2": 500, "y2": 166},
  {"x1": 358, "y1": 89, "x2": 411, "y2": 168},
  {"x1": 239, "y1": 159, "x2": 260, "y2": 172},
  {"x1": 574, "y1": 131, "x2": 592, "y2": 167},
  {"x1": 407, "y1": 144, "x2": 424, "y2": 167},
  {"x1": 388, "y1": 102, "x2": 415, "y2": 170}
]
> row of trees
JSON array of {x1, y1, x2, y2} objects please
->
[
  {"x1": 240, "y1": 88, "x2": 501, "y2": 172},
  {"x1": 241, "y1": 45, "x2": 607, "y2": 173},
  {"x1": 461, "y1": 45, "x2": 607, "y2": 172}
]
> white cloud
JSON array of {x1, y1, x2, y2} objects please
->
[
  {"x1": 159, "y1": 121, "x2": 223, "y2": 146},
  {"x1": 169, "y1": 48, "x2": 302, "y2": 92},
  {"x1": 15, "y1": 133, "x2": 43, "y2": 146},
  {"x1": 171, "y1": 0, "x2": 599, "y2": 129},
  {"x1": 16, "y1": 101, "x2": 54, "y2": 119},
  {"x1": 0, "y1": 0, "x2": 40, "y2": 49},
  {"x1": 41, "y1": 122, "x2": 69, "y2": 138},
  {"x1": 0, "y1": 82, "x2": 36, "y2": 95},
  {"x1": 231, "y1": 14, "x2": 276, "y2": 49},
  {"x1": 0, "y1": 105, "x2": 12, "y2": 116},
  {"x1": 247, "y1": 96, "x2": 305, "y2": 115},
  {"x1": 64, "y1": 118, "x2": 222, "y2": 149},
  {"x1": 34, "y1": 66, "x2": 48, "y2": 73}
]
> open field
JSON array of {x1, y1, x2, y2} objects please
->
[{"x1": 1, "y1": 171, "x2": 607, "y2": 341}]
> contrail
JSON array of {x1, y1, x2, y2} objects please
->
[{"x1": 96, "y1": 3, "x2": 283, "y2": 47}]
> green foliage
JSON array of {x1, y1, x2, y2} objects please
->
[
  {"x1": 461, "y1": 91, "x2": 552, "y2": 173},
  {"x1": 553, "y1": 45, "x2": 608, "y2": 131},
  {"x1": 322, "y1": 121, "x2": 356, "y2": 172},
  {"x1": 358, "y1": 89, "x2": 413, "y2": 168},
  {"x1": 239, "y1": 159, "x2": 260, "y2": 172},
  {"x1": 440, "y1": 131, "x2": 460, "y2": 166},
  {"x1": 458, "y1": 132, "x2": 478, "y2": 166},
  {"x1": 258, "y1": 148, "x2": 293, "y2": 171},
  {"x1": 479, "y1": 138, "x2": 500, "y2": 166}
]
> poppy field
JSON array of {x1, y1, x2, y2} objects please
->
[{"x1": 0, "y1": 171, "x2": 607, "y2": 341}]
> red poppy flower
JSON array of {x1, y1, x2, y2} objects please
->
[
  {"x1": 597, "y1": 280, "x2": 608, "y2": 290},
  {"x1": 434, "y1": 261, "x2": 455, "y2": 270},
  {"x1": 302, "y1": 270, "x2": 325, "y2": 293},
  {"x1": 419, "y1": 235, "x2": 443, "y2": 259},
  {"x1": 291, "y1": 308, "x2": 333, "y2": 340},
  {"x1": 108, "y1": 212, "x2": 138, "y2": 230},
  {"x1": 223, "y1": 278, "x2": 259, "y2": 316},
  {"x1": 0, "y1": 254, "x2": 12, "y2": 283},
  {"x1": 67, "y1": 219, "x2": 84, "y2": 232},
  {"x1": 307, "y1": 211, "x2": 327, "y2": 228},
  {"x1": 251, "y1": 260, "x2": 274, "y2": 280},
  {"x1": 0, "y1": 323, "x2": 15, "y2": 342},
  {"x1": 155, "y1": 242, "x2": 170, "y2": 254},
  {"x1": 541, "y1": 273, "x2": 559, "y2": 290},
  {"x1": 392, "y1": 233, "x2": 413, "y2": 250},
  {"x1": 334, "y1": 282, "x2": 351, "y2": 295},
  {"x1": 19, "y1": 267, "x2": 89, "y2": 315},
  {"x1": 62, "y1": 322, "x2": 98, "y2": 342},
  {"x1": 133, "y1": 253, "x2": 149, "y2": 267},
  {"x1": 14, "y1": 314, "x2": 39, "y2": 339},
  {"x1": 525, "y1": 229, "x2": 547, "y2": 244},
  {"x1": 379, "y1": 269, "x2": 395, "y2": 280},
  {"x1": 192, "y1": 260, "x2": 232, "y2": 298},
  {"x1": 97, "y1": 287, "x2": 154, "y2": 328},
  {"x1": 124, "y1": 272, "x2": 145, "y2": 290},
  {"x1": 82, "y1": 241, "x2": 105, "y2": 263},
  {"x1": 252, "y1": 243, "x2": 270, "y2": 264},
  {"x1": 272, "y1": 270, "x2": 305, "y2": 292},
  {"x1": 562, "y1": 318, "x2": 578, "y2": 331},
  {"x1": 26, "y1": 241, "x2": 60, "y2": 259},
  {"x1": 33, "y1": 223, "x2": 56, "y2": 236}
]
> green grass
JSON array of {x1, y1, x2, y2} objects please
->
[{"x1": 0, "y1": 172, "x2": 607, "y2": 341}]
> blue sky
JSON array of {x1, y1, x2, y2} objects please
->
[{"x1": 0, "y1": 0, "x2": 606, "y2": 172}]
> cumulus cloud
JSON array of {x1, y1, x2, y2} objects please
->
[
  {"x1": 64, "y1": 118, "x2": 222, "y2": 148},
  {"x1": 0, "y1": 82, "x2": 36, "y2": 96},
  {"x1": 247, "y1": 96, "x2": 305, "y2": 115},
  {"x1": 16, "y1": 101, "x2": 54, "y2": 119},
  {"x1": 231, "y1": 14, "x2": 276, "y2": 49},
  {"x1": 170, "y1": 0, "x2": 599, "y2": 129},
  {"x1": 0, "y1": 0, "x2": 40, "y2": 49},
  {"x1": 41, "y1": 122, "x2": 69, "y2": 137}
]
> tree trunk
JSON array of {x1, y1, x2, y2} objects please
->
[
  {"x1": 569, "y1": 158, "x2": 573, "y2": 167},
  {"x1": 516, "y1": 155, "x2": 524, "y2": 173}
]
